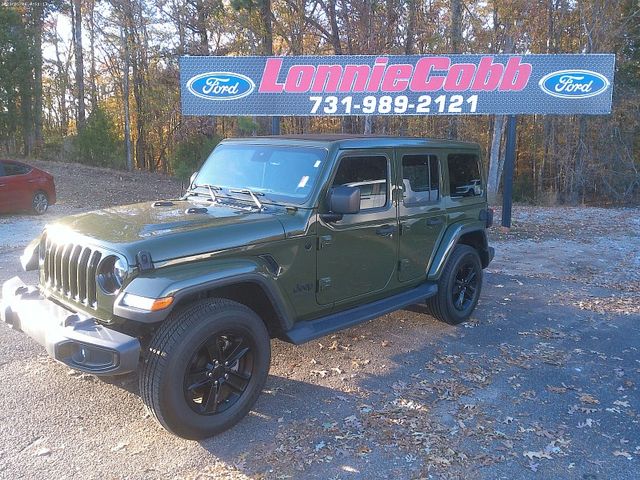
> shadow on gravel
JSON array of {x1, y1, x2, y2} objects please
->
[{"x1": 197, "y1": 374, "x2": 367, "y2": 476}]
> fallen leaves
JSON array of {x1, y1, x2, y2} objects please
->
[
  {"x1": 523, "y1": 450, "x2": 552, "y2": 460},
  {"x1": 34, "y1": 447, "x2": 51, "y2": 457},
  {"x1": 111, "y1": 441, "x2": 129, "y2": 452},
  {"x1": 522, "y1": 438, "x2": 569, "y2": 462},
  {"x1": 579, "y1": 393, "x2": 600, "y2": 405},
  {"x1": 613, "y1": 450, "x2": 633, "y2": 460},
  {"x1": 546, "y1": 385, "x2": 568, "y2": 394},
  {"x1": 577, "y1": 418, "x2": 596, "y2": 429}
]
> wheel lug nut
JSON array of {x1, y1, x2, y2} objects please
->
[{"x1": 224, "y1": 374, "x2": 229, "y2": 379}]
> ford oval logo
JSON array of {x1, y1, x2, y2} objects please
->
[
  {"x1": 539, "y1": 69, "x2": 610, "y2": 99},
  {"x1": 186, "y1": 72, "x2": 255, "y2": 100}
]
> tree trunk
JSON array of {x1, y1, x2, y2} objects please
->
[
  {"x1": 53, "y1": 27, "x2": 69, "y2": 136},
  {"x1": 363, "y1": 116, "x2": 373, "y2": 134},
  {"x1": 32, "y1": 3, "x2": 44, "y2": 153},
  {"x1": 260, "y1": 0, "x2": 273, "y2": 55},
  {"x1": 121, "y1": 25, "x2": 133, "y2": 171},
  {"x1": 88, "y1": 0, "x2": 98, "y2": 111},
  {"x1": 572, "y1": 116, "x2": 587, "y2": 204},
  {"x1": 398, "y1": 0, "x2": 416, "y2": 136},
  {"x1": 339, "y1": 0, "x2": 353, "y2": 54},
  {"x1": 174, "y1": 0, "x2": 186, "y2": 56},
  {"x1": 72, "y1": 0, "x2": 86, "y2": 130},
  {"x1": 487, "y1": 115, "x2": 506, "y2": 204},
  {"x1": 448, "y1": 0, "x2": 462, "y2": 139},
  {"x1": 195, "y1": 0, "x2": 209, "y2": 54},
  {"x1": 405, "y1": 0, "x2": 416, "y2": 55},
  {"x1": 326, "y1": 0, "x2": 342, "y2": 54},
  {"x1": 538, "y1": 116, "x2": 552, "y2": 198}
]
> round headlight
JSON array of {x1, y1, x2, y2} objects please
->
[
  {"x1": 113, "y1": 258, "x2": 127, "y2": 288},
  {"x1": 98, "y1": 256, "x2": 128, "y2": 294}
]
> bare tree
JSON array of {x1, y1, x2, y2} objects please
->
[
  {"x1": 87, "y1": 0, "x2": 99, "y2": 111},
  {"x1": 448, "y1": 0, "x2": 462, "y2": 139},
  {"x1": 71, "y1": 0, "x2": 86, "y2": 129}
]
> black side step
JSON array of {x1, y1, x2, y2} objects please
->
[{"x1": 283, "y1": 282, "x2": 438, "y2": 345}]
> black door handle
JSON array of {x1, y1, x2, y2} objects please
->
[
  {"x1": 426, "y1": 218, "x2": 444, "y2": 226},
  {"x1": 376, "y1": 224, "x2": 396, "y2": 236}
]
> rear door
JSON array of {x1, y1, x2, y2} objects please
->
[
  {"x1": 316, "y1": 150, "x2": 398, "y2": 305},
  {"x1": 397, "y1": 150, "x2": 447, "y2": 283},
  {"x1": 0, "y1": 162, "x2": 8, "y2": 211},
  {"x1": 1, "y1": 162, "x2": 33, "y2": 210}
]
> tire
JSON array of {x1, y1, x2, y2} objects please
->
[
  {"x1": 426, "y1": 245, "x2": 483, "y2": 325},
  {"x1": 139, "y1": 298, "x2": 271, "y2": 439},
  {"x1": 32, "y1": 191, "x2": 49, "y2": 215}
]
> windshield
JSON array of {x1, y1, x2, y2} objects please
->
[{"x1": 193, "y1": 143, "x2": 327, "y2": 205}]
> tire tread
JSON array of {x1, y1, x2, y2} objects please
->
[{"x1": 139, "y1": 298, "x2": 268, "y2": 438}]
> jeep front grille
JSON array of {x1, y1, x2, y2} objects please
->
[{"x1": 43, "y1": 239, "x2": 102, "y2": 307}]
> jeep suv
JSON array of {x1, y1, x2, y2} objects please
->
[{"x1": 1, "y1": 135, "x2": 494, "y2": 439}]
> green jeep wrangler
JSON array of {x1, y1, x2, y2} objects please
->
[{"x1": 2, "y1": 135, "x2": 493, "y2": 439}]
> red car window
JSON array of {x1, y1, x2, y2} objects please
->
[{"x1": 4, "y1": 163, "x2": 31, "y2": 176}]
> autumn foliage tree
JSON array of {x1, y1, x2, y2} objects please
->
[{"x1": 0, "y1": 0, "x2": 637, "y2": 204}]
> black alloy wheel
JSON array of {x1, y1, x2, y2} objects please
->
[
  {"x1": 184, "y1": 331, "x2": 254, "y2": 415},
  {"x1": 452, "y1": 262, "x2": 479, "y2": 312},
  {"x1": 426, "y1": 244, "x2": 483, "y2": 325}
]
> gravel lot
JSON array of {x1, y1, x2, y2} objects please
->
[{"x1": 0, "y1": 160, "x2": 638, "y2": 479}]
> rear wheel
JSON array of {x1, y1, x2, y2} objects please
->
[
  {"x1": 32, "y1": 191, "x2": 48, "y2": 215},
  {"x1": 140, "y1": 298, "x2": 271, "y2": 439},
  {"x1": 426, "y1": 245, "x2": 482, "y2": 325}
]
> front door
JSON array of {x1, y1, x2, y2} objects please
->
[
  {"x1": 397, "y1": 150, "x2": 447, "y2": 283},
  {"x1": 316, "y1": 151, "x2": 398, "y2": 305}
]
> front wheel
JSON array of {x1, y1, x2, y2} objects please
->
[
  {"x1": 139, "y1": 298, "x2": 271, "y2": 439},
  {"x1": 32, "y1": 191, "x2": 49, "y2": 215},
  {"x1": 426, "y1": 245, "x2": 483, "y2": 325}
]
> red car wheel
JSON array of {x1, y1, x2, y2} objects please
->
[{"x1": 32, "y1": 191, "x2": 49, "y2": 215}]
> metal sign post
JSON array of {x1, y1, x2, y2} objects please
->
[
  {"x1": 502, "y1": 115, "x2": 517, "y2": 228},
  {"x1": 271, "y1": 116, "x2": 281, "y2": 135}
]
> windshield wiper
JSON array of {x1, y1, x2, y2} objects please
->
[
  {"x1": 185, "y1": 183, "x2": 222, "y2": 203},
  {"x1": 230, "y1": 188, "x2": 264, "y2": 210}
]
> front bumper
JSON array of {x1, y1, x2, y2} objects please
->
[{"x1": 1, "y1": 277, "x2": 140, "y2": 375}]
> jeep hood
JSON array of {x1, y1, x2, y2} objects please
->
[{"x1": 46, "y1": 200, "x2": 287, "y2": 262}]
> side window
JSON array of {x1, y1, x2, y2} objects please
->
[
  {"x1": 4, "y1": 163, "x2": 30, "y2": 176},
  {"x1": 448, "y1": 153, "x2": 483, "y2": 198},
  {"x1": 332, "y1": 155, "x2": 388, "y2": 210},
  {"x1": 402, "y1": 154, "x2": 439, "y2": 205}
]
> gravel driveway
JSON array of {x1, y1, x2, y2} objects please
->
[{"x1": 0, "y1": 160, "x2": 638, "y2": 479}]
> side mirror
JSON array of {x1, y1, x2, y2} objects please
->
[{"x1": 329, "y1": 185, "x2": 361, "y2": 215}]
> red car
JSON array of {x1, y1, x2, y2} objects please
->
[{"x1": 0, "y1": 160, "x2": 56, "y2": 215}]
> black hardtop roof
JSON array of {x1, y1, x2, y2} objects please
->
[{"x1": 221, "y1": 134, "x2": 480, "y2": 150}]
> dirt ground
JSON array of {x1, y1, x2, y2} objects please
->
[{"x1": 0, "y1": 160, "x2": 638, "y2": 479}]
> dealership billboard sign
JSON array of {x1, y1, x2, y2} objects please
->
[{"x1": 180, "y1": 54, "x2": 615, "y2": 116}]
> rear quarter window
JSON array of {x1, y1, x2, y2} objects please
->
[
  {"x1": 4, "y1": 163, "x2": 31, "y2": 176},
  {"x1": 448, "y1": 153, "x2": 483, "y2": 198}
]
